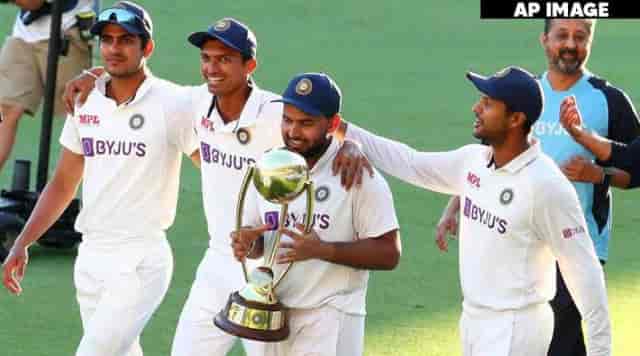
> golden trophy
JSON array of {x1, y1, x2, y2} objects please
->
[{"x1": 214, "y1": 148, "x2": 314, "y2": 342}]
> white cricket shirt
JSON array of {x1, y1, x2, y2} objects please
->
[
  {"x1": 59, "y1": 74, "x2": 198, "y2": 243},
  {"x1": 12, "y1": 0, "x2": 94, "y2": 43},
  {"x1": 190, "y1": 84, "x2": 284, "y2": 253},
  {"x1": 243, "y1": 139, "x2": 400, "y2": 316},
  {"x1": 346, "y1": 123, "x2": 611, "y2": 355}
]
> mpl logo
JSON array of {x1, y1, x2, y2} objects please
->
[
  {"x1": 467, "y1": 172, "x2": 481, "y2": 188},
  {"x1": 200, "y1": 116, "x2": 214, "y2": 132},
  {"x1": 78, "y1": 114, "x2": 100, "y2": 126}
]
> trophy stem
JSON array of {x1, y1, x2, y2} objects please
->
[
  {"x1": 265, "y1": 203, "x2": 289, "y2": 268},
  {"x1": 236, "y1": 166, "x2": 256, "y2": 282},
  {"x1": 274, "y1": 181, "x2": 315, "y2": 289}
]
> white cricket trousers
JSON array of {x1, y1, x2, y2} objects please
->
[
  {"x1": 74, "y1": 236, "x2": 173, "y2": 356},
  {"x1": 171, "y1": 247, "x2": 265, "y2": 356},
  {"x1": 460, "y1": 302, "x2": 554, "y2": 356},
  {"x1": 264, "y1": 305, "x2": 365, "y2": 356}
]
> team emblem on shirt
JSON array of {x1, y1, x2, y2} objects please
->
[
  {"x1": 129, "y1": 114, "x2": 145, "y2": 130},
  {"x1": 214, "y1": 19, "x2": 231, "y2": 31},
  {"x1": 236, "y1": 128, "x2": 251, "y2": 145},
  {"x1": 315, "y1": 186, "x2": 330, "y2": 202},
  {"x1": 295, "y1": 78, "x2": 313, "y2": 96},
  {"x1": 499, "y1": 188, "x2": 514, "y2": 205}
]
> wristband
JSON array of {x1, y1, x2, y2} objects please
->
[{"x1": 82, "y1": 69, "x2": 100, "y2": 80}]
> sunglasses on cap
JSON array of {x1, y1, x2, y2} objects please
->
[{"x1": 97, "y1": 8, "x2": 149, "y2": 34}]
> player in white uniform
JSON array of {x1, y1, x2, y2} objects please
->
[
  {"x1": 334, "y1": 67, "x2": 611, "y2": 356},
  {"x1": 231, "y1": 72, "x2": 401, "y2": 356},
  {"x1": 169, "y1": 18, "x2": 282, "y2": 356},
  {"x1": 170, "y1": 20, "x2": 369, "y2": 356},
  {"x1": 2, "y1": 3, "x2": 199, "y2": 356}
]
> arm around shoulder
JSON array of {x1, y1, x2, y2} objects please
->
[{"x1": 342, "y1": 121, "x2": 475, "y2": 194}]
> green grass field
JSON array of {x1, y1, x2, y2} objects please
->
[{"x1": 1, "y1": 1, "x2": 639, "y2": 355}]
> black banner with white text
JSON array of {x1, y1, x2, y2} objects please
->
[{"x1": 480, "y1": 1, "x2": 639, "y2": 19}]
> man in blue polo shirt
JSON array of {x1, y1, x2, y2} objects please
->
[{"x1": 535, "y1": 19, "x2": 639, "y2": 356}]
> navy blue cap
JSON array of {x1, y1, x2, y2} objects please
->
[
  {"x1": 188, "y1": 18, "x2": 257, "y2": 59},
  {"x1": 467, "y1": 66, "x2": 544, "y2": 124},
  {"x1": 90, "y1": 1, "x2": 153, "y2": 38},
  {"x1": 273, "y1": 73, "x2": 342, "y2": 118}
]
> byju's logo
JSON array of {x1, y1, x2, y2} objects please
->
[
  {"x1": 463, "y1": 197, "x2": 508, "y2": 234},
  {"x1": 80, "y1": 137, "x2": 146, "y2": 157},
  {"x1": 265, "y1": 211, "x2": 279, "y2": 230},
  {"x1": 200, "y1": 142, "x2": 256, "y2": 170},
  {"x1": 82, "y1": 137, "x2": 95, "y2": 156},
  {"x1": 263, "y1": 210, "x2": 331, "y2": 231},
  {"x1": 562, "y1": 226, "x2": 585, "y2": 239}
]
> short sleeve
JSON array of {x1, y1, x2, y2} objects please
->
[
  {"x1": 352, "y1": 170, "x2": 399, "y2": 239},
  {"x1": 59, "y1": 114, "x2": 83, "y2": 154},
  {"x1": 167, "y1": 86, "x2": 199, "y2": 155}
]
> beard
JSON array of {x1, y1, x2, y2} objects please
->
[
  {"x1": 472, "y1": 115, "x2": 508, "y2": 146},
  {"x1": 285, "y1": 135, "x2": 332, "y2": 160},
  {"x1": 553, "y1": 48, "x2": 585, "y2": 74},
  {"x1": 107, "y1": 63, "x2": 144, "y2": 78},
  {"x1": 106, "y1": 55, "x2": 146, "y2": 79}
]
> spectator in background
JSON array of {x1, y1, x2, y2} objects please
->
[{"x1": 0, "y1": 0, "x2": 94, "y2": 173}]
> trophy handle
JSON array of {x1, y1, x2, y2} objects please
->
[
  {"x1": 236, "y1": 166, "x2": 256, "y2": 282},
  {"x1": 263, "y1": 203, "x2": 289, "y2": 268},
  {"x1": 273, "y1": 181, "x2": 315, "y2": 289}
]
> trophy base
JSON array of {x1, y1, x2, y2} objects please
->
[{"x1": 214, "y1": 291, "x2": 289, "y2": 342}]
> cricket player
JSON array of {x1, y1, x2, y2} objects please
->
[
  {"x1": 231, "y1": 72, "x2": 401, "y2": 356},
  {"x1": 172, "y1": 20, "x2": 369, "y2": 356},
  {"x1": 334, "y1": 66, "x2": 611, "y2": 355},
  {"x1": 61, "y1": 17, "x2": 369, "y2": 355},
  {"x1": 435, "y1": 20, "x2": 640, "y2": 356},
  {"x1": 2, "y1": 2, "x2": 199, "y2": 355},
  {"x1": 169, "y1": 18, "x2": 284, "y2": 356}
]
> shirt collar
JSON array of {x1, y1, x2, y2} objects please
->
[
  {"x1": 310, "y1": 138, "x2": 339, "y2": 175},
  {"x1": 95, "y1": 71, "x2": 156, "y2": 106},
  {"x1": 541, "y1": 70, "x2": 592, "y2": 93},
  {"x1": 211, "y1": 83, "x2": 267, "y2": 133},
  {"x1": 491, "y1": 138, "x2": 541, "y2": 174},
  {"x1": 237, "y1": 83, "x2": 265, "y2": 127}
]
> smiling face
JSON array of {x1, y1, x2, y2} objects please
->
[
  {"x1": 199, "y1": 39, "x2": 256, "y2": 97},
  {"x1": 281, "y1": 104, "x2": 339, "y2": 161},
  {"x1": 541, "y1": 19, "x2": 594, "y2": 75},
  {"x1": 99, "y1": 24, "x2": 151, "y2": 78}
]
